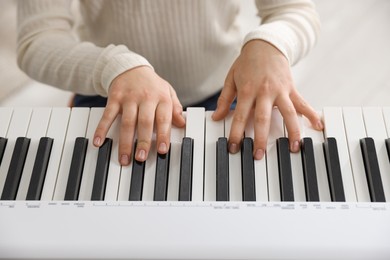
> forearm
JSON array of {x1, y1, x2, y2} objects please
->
[{"x1": 16, "y1": 0, "x2": 151, "y2": 96}]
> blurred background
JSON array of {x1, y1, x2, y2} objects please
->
[{"x1": 1, "y1": 0, "x2": 389, "y2": 109}]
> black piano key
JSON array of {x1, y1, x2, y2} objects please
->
[
  {"x1": 154, "y1": 147, "x2": 171, "y2": 201},
  {"x1": 301, "y1": 138, "x2": 320, "y2": 202},
  {"x1": 64, "y1": 137, "x2": 88, "y2": 201},
  {"x1": 26, "y1": 137, "x2": 54, "y2": 200},
  {"x1": 241, "y1": 137, "x2": 256, "y2": 201},
  {"x1": 91, "y1": 138, "x2": 112, "y2": 201},
  {"x1": 179, "y1": 137, "x2": 193, "y2": 201},
  {"x1": 323, "y1": 137, "x2": 345, "y2": 202},
  {"x1": 360, "y1": 138, "x2": 386, "y2": 202},
  {"x1": 386, "y1": 138, "x2": 390, "y2": 163},
  {"x1": 0, "y1": 137, "x2": 8, "y2": 166},
  {"x1": 216, "y1": 137, "x2": 229, "y2": 201},
  {"x1": 277, "y1": 137, "x2": 294, "y2": 201},
  {"x1": 1, "y1": 137, "x2": 30, "y2": 200},
  {"x1": 129, "y1": 141, "x2": 145, "y2": 201}
]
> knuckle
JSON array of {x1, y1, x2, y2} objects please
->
[
  {"x1": 108, "y1": 88, "x2": 123, "y2": 101},
  {"x1": 217, "y1": 93, "x2": 230, "y2": 105},
  {"x1": 233, "y1": 113, "x2": 247, "y2": 125},
  {"x1": 298, "y1": 100, "x2": 308, "y2": 109},
  {"x1": 229, "y1": 130, "x2": 244, "y2": 143},
  {"x1": 173, "y1": 104, "x2": 183, "y2": 114},
  {"x1": 119, "y1": 142, "x2": 134, "y2": 153},
  {"x1": 288, "y1": 128, "x2": 301, "y2": 139},
  {"x1": 284, "y1": 104, "x2": 297, "y2": 116},
  {"x1": 254, "y1": 112, "x2": 270, "y2": 124},
  {"x1": 95, "y1": 124, "x2": 107, "y2": 135},
  {"x1": 139, "y1": 88, "x2": 153, "y2": 100},
  {"x1": 159, "y1": 93, "x2": 172, "y2": 105},
  {"x1": 102, "y1": 107, "x2": 118, "y2": 120},
  {"x1": 293, "y1": 95, "x2": 308, "y2": 109},
  {"x1": 138, "y1": 115, "x2": 153, "y2": 126},
  {"x1": 254, "y1": 137, "x2": 267, "y2": 150},
  {"x1": 156, "y1": 132, "x2": 169, "y2": 142},
  {"x1": 257, "y1": 80, "x2": 273, "y2": 95},
  {"x1": 238, "y1": 84, "x2": 253, "y2": 98},
  {"x1": 155, "y1": 114, "x2": 171, "y2": 125},
  {"x1": 121, "y1": 117, "x2": 136, "y2": 129},
  {"x1": 136, "y1": 139, "x2": 151, "y2": 150}
]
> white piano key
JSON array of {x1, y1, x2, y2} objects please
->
[
  {"x1": 224, "y1": 112, "x2": 242, "y2": 201},
  {"x1": 342, "y1": 107, "x2": 370, "y2": 202},
  {"x1": 287, "y1": 115, "x2": 306, "y2": 202},
  {"x1": 267, "y1": 108, "x2": 284, "y2": 202},
  {"x1": 204, "y1": 111, "x2": 224, "y2": 201},
  {"x1": 362, "y1": 107, "x2": 390, "y2": 200},
  {"x1": 78, "y1": 108, "x2": 103, "y2": 201},
  {"x1": 382, "y1": 107, "x2": 390, "y2": 136},
  {"x1": 53, "y1": 108, "x2": 90, "y2": 200},
  {"x1": 185, "y1": 108, "x2": 205, "y2": 201},
  {"x1": 104, "y1": 116, "x2": 122, "y2": 201},
  {"x1": 142, "y1": 134, "x2": 157, "y2": 201},
  {"x1": 302, "y1": 114, "x2": 331, "y2": 202},
  {"x1": 117, "y1": 166, "x2": 132, "y2": 201},
  {"x1": 323, "y1": 107, "x2": 357, "y2": 202},
  {"x1": 0, "y1": 108, "x2": 13, "y2": 137},
  {"x1": 167, "y1": 123, "x2": 185, "y2": 201},
  {"x1": 117, "y1": 126, "x2": 135, "y2": 201},
  {"x1": 41, "y1": 108, "x2": 71, "y2": 200},
  {"x1": 0, "y1": 108, "x2": 13, "y2": 166},
  {"x1": 245, "y1": 112, "x2": 268, "y2": 202},
  {"x1": 118, "y1": 126, "x2": 139, "y2": 201},
  {"x1": 16, "y1": 108, "x2": 52, "y2": 200},
  {"x1": 0, "y1": 108, "x2": 32, "y2": 197}
]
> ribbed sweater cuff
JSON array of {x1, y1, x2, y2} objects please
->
[
  {"x1": 243, "y1": 22, "x2": 299, "y2": 66},
  {"x1": 93, "y1": 46, "x2": 153, "y2": 97}
]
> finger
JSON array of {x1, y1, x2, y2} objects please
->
[
  {"x1": 253, "y1": 98, "x2": 273, "y2": 160},
  {"x1": 291, "y1": 91, "x2": 324, "y2": 130},
  {"x1": 212, "y1": 68, "x2": 236, "y2": 121},
  {"x1": 94, "y1": 102, "x2": 120, "y2": 147},
  {"x1": 155, "y1": 101, "x2": 172, "y2": 155},
  {"x1": 276, "y1": 95, "x2": 301, "y2": 153},
  {"x1": 228, "y1": 92, "x2": 253, "y2": 154},
  {"x1": 169, "y1": 87, "x2": 185, "y2": 127},
  {"x1": 135, "y1": 102, "x2": 156, "y2": 162},
  {"x1": 118, "y1": 103, "x2": 138, "y2": 166}
]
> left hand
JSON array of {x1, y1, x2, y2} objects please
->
[{"x1": 212, "y1": 40, "x2": 323, "y2": 160}]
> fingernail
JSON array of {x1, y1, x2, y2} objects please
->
[
  {"x1": 211, "y1": 110, "x2": 218, "y2": 119},
  {"x1": 316, "y1": 120, "x2": 324, "y2": 130},
  {"x1": 94, "y1": 137, "x2": 101, "y2": 146},
  {"x1": 120, "y1": 154, "x2": 130, "y2": 165},
  {"x1": 159, "y1": 142, "x2": 167, "y2": 153},
  {"x1": 254, "y1": 149, "x2": 265, "y2": 160},
  {"x1": 229, "y1": 143, "x2": 239, "y2": 153},
  {"x1": 136, "y1": 149, "x2": 146, "y2": 161},
  {"x1": 291, "y1": 140, "x2": 300, "y2": 152}
]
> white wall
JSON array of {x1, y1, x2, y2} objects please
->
[{"x1": 1, "y1": 0, "x2": 389, "y2": 108}]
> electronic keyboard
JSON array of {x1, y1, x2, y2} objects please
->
[{"x1": 0, "y1": 106, "x2": 389, "y2": 259}]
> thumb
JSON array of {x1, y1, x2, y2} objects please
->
[
  {"x1": 212, "y1": 68, "x2": 236, "y2": 121},
  {"x1": 170, "y1": 86, "x2": 185, "y2": 127}
]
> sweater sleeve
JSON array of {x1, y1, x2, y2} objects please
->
[
  {"x1": 16, "y1": 0, "x2": 152, "y2": 97},
  {"x1": 244, "y1": 0, "x2": 321, "y2": 65}
]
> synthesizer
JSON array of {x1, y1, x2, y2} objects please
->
[{"x1": 0, "y1": 107, "x2": 389, "y2": 259}]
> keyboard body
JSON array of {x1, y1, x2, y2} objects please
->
[
  {"x1": 0, "y1": 107, "x2": 390, "y2": 259},
  {"x1": 1, "y1": 201, "x2": 389, "y2": 260}
]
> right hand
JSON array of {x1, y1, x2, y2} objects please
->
[
  {"x1": 93, "y1": 66, "x2": 185, "y2": 165},
  {"x1": 212, "y1": 40, "x2": 323, "y2": 160}
]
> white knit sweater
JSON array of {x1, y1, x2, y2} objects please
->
[{"x1": 17, "y1": 0, "x2": 320, "y2": 106}]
